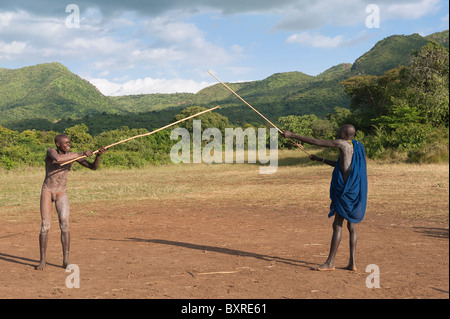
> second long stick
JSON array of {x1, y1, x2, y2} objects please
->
[
  {"x1": 208, "y1": 71, "x2": 311, "y2": 156},
  {"x1": 208, "y1": 70, "x2": 283, "y2": 134}
]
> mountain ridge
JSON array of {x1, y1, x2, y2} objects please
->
[{"x1": 0, "y1": 30, "x2": 448, "y2": 132}]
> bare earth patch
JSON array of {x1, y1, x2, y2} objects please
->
[{"x1": 0, "y1": 159, "x2": 448, "y2": 299}]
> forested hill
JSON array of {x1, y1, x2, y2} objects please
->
[
  {"x1": 0, "y1": 62, "x2": 122, "y2": 121},
  {"x1": 0, "y1": 30, "x2": 448, "y2": 134},
  {"x1": 187, "y1": 64, "x2": 353, "y2": 125},
  {"x1": 352, "y1": 31, "x2": 449, "y2": 75}
]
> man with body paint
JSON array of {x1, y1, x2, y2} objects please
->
[{"x1": 36, "y1": 134, "x2": 106, "y2": 270}]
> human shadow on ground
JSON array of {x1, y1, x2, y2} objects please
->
[
  {"x1": 125, "y1": 237, "x2": 317, "y2": 269},
  {"x1": 413, "y1": 227, "x2": 449, "y2": 239},
  {"x1": 0, "y1": 252, "x2": 60, "y2": 269}
]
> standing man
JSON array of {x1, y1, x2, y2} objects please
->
[
  {"x1": 282, "y1": 124, "x2": 367, "y2": 271},
  {"x1": 36, "y1": 134, "x2": 106, "y2": 270}
]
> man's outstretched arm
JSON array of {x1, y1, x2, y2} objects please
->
[
  {"x1": 47, "y1": 148, "x2": 91, "y2": 165},
  {"x1": 309, "y1": 154, "x2": 337, "y2": 167},
  {"x1": 281, "y1": 130, "x2": 337, "y2": 148},
  {"x1": 77, "y1": 147, "x2": 107, "y2": 170}
]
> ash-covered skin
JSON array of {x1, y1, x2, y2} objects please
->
[{"x1": 36, "y1": 135, "x2": 106, "y2": 270}]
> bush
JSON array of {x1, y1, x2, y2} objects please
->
[{"x1": 0, "y1": 155, "x2": 18, "y2": 170}]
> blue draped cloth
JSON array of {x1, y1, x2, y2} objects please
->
[{"x1": 329, "y1": 140, "x2": 368, "y2": 223}]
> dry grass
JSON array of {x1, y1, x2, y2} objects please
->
[{"x1": 1, "y1": 150, "x2": 448, "y2": 223}]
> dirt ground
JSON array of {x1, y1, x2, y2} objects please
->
[{"x1": 0, "y1": 196, "x2": 448, "y2": 299}]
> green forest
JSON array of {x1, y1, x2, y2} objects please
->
[{"x1": 0, "y1": 34, "x2": 449, "y2": 170}]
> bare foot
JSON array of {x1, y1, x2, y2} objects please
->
[
  {"x1": 63, "y1": 257, "x2": 70, "y2": 269},
  {"x1": 62, "y1": 250, "x2": 70, "y2": 269},
  {"x1": 35, "y1": 262, "x2": 46, "y2": 270},
  {"x1": 314, "y1": 263, "x2": 335, "y2": 271},
  {"x1": 345, "y1": 264, "x2": 357, "y2": 271}
]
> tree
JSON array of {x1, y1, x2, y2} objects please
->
[
  {"x1": 407, "y1": 42, "x2": 449, "y2": 126},
  {"x1": 327, "y1": 107, "x2": 352, "y2": 128},
  {"x1": 278, "y1": 114, "x2": 337, "y2": 148},
  {"x1": 342, "y1": 43, "x2": 449, "y2": 131},
  {"x1": 341, "y1": 75, "x2": 385, "y2": 132},
  {"x1": 174, "y1": 106, "x2": 230, "y2": 133},
  {"x1": 341, "y1": 42, "x2": 449, "y2": 161},
  {"x1": 279, "y1": 114, "x2": 317, "y2": 137},
  {"x1": 64, "y1": 124, "x2": 94, "y2": 151}
]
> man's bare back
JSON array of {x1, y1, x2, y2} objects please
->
[{"x1": 333, "y1": 139, "x2": 354, "y2": 183}]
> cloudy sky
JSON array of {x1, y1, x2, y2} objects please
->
[{"x1": 1, "y1": 0, "x2": 448, "y2": 96}]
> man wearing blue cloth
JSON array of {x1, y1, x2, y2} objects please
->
[{"x1": 282, "y1": 124, "x2": 367, "y2": 271}]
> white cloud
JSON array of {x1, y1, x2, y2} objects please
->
[
  {"x1": 0, "y1": 8, "x2": 233, "y2": 73},
  {"x1": 274, "y1": 0, "x2": 444, "y2": 31},
  {"x1": 144, "y1": 16, "x2": 202, "y2": 42},
  {"x1": 0, "y1": 0, "x2": 301, "y2": 18},
  {"x1": 286, "y1": 30, "x2": 373, "y2": 49},
  {"x1": 274, "y1": 0, "x2": 369, "y2": 31},
  {"x1": 385, "y1": 0, "x2": 441, "y2": 20},
  {"x1": 0, "y1": 12, "x2": 15, "y2": 28},
  {"x1": 66, "y1": 37, "x2": 130, "y2": 53},
  {"x1": 0, "y1": 41, "x2": 28, "y2": 60},
  {"x1": 286, "y1": 32, "x2": 345, "y2": 49},
  {"x1": 0, "y1": 10, "x2": 30, "y2": 29},
  {"x1": 86, "y1": 77, "x2": 214, "y2": 96},
  {"x1": 131, "y1": 47, "x2": 184, "y2": 63},
  {"x1": 2, "y1": 1, "x2": 445, "y2": 31},
  {"x1": 141, "y1": 16, "x2": 232, "y2": 66}
]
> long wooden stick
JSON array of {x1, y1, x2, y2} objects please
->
[
  {"x1": 61, "y1": 105, "x2": 221, "y2": 166},
  {"x1": 208, "y1": 70, "x2": 282, "y2": 134},
  {"x1": 208, "y1": 71, "x2": 311, "y2": 156},
  {"x1": 290, "y1": 141, "x2": 311, "y2": 157}
]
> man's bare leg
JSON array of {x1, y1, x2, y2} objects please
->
[
  {"x1": 36, "y1": 190, "x2": 52, "y2": 270},
  {"x1": 346, "y1": 221, "x2": 357, "y2": 271},
  {"x1": 61, "y1": 231, "x2": 70, "y2": 268},
  {"x1": 56, "y1": 193, "x2": 70, "y2": 268},
  {"x1": 315, "y1": 213, "x2": 344, "y2": 271},
  {"x1": 36, "y1": 232, "x2": 49, "y2": 270}
]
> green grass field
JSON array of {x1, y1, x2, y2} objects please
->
[{"x1": 1, "y1": 150, "x2": 448, "y2": 222}]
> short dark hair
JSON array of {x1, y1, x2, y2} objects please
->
[{"x1": 55, "y1": 134, "x2": 69, "y2": 145}]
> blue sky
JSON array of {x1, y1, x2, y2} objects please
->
[{"x1": 1, "y1": 0, "x2": 448, "y2": 96}]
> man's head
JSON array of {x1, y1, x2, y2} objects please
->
[
  {"x1": 337, "y1": 124, "x2": 356, "y2": 140},
  {"x1": 55, "y1": 134, "x2": 71, "y2": 153}
]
